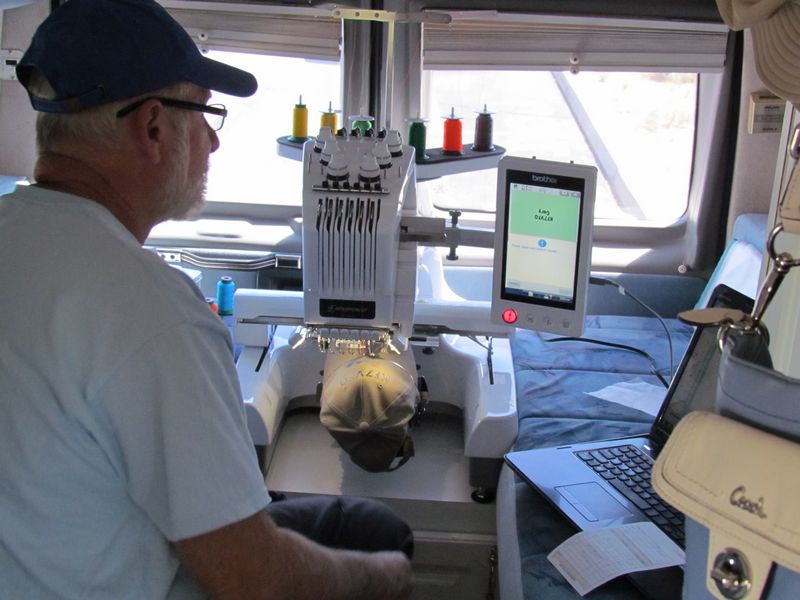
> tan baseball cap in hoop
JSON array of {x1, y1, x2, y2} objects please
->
[
  {"x1": 716, "y1": 0, "x2": 800, "y2": 105},
  {"x1": 320, "y1": 356, "x2": 420, "y2": 472}
]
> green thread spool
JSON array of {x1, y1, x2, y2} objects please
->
[
  {"x1": 349, "y1": 115, "x2": 374, "y2": 136},
  {"x1": 408, "y1": 119, "x2": 429, "y2": 162}
]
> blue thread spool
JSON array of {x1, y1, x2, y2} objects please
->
[{"x1": 216, "y1": 276, "x2": 235, "y2": 316}]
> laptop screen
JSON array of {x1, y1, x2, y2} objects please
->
[{"x1": 650, "y1": 284, "x2": 753, "y2": 448}]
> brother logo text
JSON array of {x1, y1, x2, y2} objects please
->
[{"x1": 531, "y1": 174, "x2": 557, "y2": 184}]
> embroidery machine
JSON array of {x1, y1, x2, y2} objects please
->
[{"x1": 233, "y1": 125, "x2": 518, "y2": 495}]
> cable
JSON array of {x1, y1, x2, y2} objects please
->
[
  {"x1": 545, "y1": 336, "x2": 670, "y2": 388},
  {"x1": 590, "y1": 276, "x2": 674, "y2": 383},
  {"x1": 467, "y1": 335, "x2": 490, "y2": 351},
  {"x1": 468, "y1": 335, "x2": 495, "y2": 385}
]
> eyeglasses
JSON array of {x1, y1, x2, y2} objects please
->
[{"x1": 116, "y1": 97, "x2": 228, "y2": 131}]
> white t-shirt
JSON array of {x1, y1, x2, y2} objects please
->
[{"x1": 0, "y1": 186, "x2": 270, "y2": 599}]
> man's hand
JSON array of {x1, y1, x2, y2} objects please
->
[
  {"x1": 175, "y1": 510, "x2": 413, "y2": 600},
  {"x1": 363, "y1": 551, "x2": 414, "y2": 599}
]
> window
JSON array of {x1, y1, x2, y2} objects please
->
[
  {"x1": 153, "y1": 3, "x2": 724, "y2": 235},
  {"x1": 206, "y1": 50, "x2": 341, "y2": 206},
  {"x1": 418, "y1": 69, "x2": 697, "y2": 225},
  {"x1": 418, "y1": 10, "x2": 727, "y2": 227},
  {"x1": 159, "y1": 1, "x2": 344, "y2": 207}
]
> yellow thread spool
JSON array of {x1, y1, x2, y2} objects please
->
[
  {"x1": 320, "y1": 101, "x2": 338, "y2": 132},
  {"x1": 290, "y1": 95, "x2": 308, "y2": 141}
]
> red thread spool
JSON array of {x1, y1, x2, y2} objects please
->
[{"x1": 442, "y1": 107, "x2": 463, "y2": 155}]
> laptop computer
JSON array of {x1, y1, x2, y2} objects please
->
[{"x1": 504, "y1": 283, "x2": 753, "y2": 595}]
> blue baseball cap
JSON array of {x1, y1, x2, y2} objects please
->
[{"x1": 17, "y1": 0, "x2": 258, "y2": 113}]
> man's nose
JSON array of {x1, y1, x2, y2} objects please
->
[{"x1": 208, "y1": 125, "x2": 220, "y2": 153}]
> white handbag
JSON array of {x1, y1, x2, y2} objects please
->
[{"x1": 652, "y1": 409, "x2": 800, "y2": 599}]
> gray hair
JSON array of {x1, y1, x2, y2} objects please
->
[{"x1": 27, "y1": 73, "x2": 202, "y2": 153}]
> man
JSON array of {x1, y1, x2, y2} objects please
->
[{"x1": 0, "y1": 0, "x2": 413, "y2": 598}]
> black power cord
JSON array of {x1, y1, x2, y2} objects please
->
[
  {"x1": 588, "y1": 276, "x2": 675, "y2": 384},
  {"x1": 544, "y1": 336, "x2": 670, "y2": 388}
]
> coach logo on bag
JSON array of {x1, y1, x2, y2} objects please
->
[{"x1": 729, "y1": 486, "x2": 767, "y2": 519}]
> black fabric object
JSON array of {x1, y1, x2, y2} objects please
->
[{"x1": 265, "y1": 495, "x2": 415, "y2": 560}]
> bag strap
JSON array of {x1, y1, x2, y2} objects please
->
[{"x1": 726, "y1": 328, "x2": 773, "y2": 368}]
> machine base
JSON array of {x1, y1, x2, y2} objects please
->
[{"x1": 237, "y1": 326, "x2": 518, "y2": 488}]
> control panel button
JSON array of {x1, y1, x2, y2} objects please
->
[{"x1": 502, "y1": 308, "x2": 518, "y2": 324}]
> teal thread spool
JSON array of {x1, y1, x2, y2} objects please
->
[
  {"x1": 216, "y1": 276, "x2": 235, "y2": 316},
  {"x1": 408, "y1": 118, "x2": 429, "y2": 162}
]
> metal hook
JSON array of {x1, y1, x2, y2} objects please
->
[
  {"x1": 766, "y1": 224, "x2": 800, "y2": 267},
  {"x1": 744, "y1": 225, "x2": 800, "y2": 332},
  {"x1": 790, "y1": 123, "x2": 800, "y2": 161}
]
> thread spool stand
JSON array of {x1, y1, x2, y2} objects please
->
[
  {"x1": 278, "y1": 99, "x2": 336, "y2": 160},
  {"x1": 415, "y1": 104, "x2": 504, "y2": 180},
  {"x1": 278, "y1": 94, "x2": 313, "y2": 158},
  {"x1": 277, "y1": 98, "x2": 505, "y2": 179}
]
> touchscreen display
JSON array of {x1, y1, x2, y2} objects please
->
[{"x1": 501, "y1": 169, "x2": 585, "y2": 309}]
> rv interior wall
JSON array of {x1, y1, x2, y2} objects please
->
[
  {"x1": 0, "y1": 0, "x2": 44, "y2": 178},
  {"x1": 727, "y1": 29, "x2": 782, "y2": 238}
]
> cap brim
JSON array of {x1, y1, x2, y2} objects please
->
[
  {"x1": 329, "y1": 430, "x2": 407, "y2": 473},
  {"x1": 750, "y1": 2, "x2": 800, "y2": 105},
  {"x1": 193, "y1": 54, "x2": 258, "y2": 98}
]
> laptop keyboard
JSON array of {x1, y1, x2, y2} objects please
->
[{"x1": 575, "y1": 444, "x2": 685, "y2": 547}]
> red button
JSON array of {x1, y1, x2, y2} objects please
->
[{"x1": 502, "y1": 308, "x2": 518, "y2": 324}]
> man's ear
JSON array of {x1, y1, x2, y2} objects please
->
[{"x1": 127, "y1": 99, "x2": 168, "y2": 164}]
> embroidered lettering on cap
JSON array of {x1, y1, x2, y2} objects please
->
[{"x1": 338, "y1": 368, "x2": 390, "y2": 388}]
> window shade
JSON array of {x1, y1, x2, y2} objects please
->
[
  {"x1": 159, "y1": 1, "x2": 342, "y2": 61},
  {"x1": 423, "y1": 11, "x2": 729, "y2": 72}
]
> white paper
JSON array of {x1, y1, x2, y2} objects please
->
[
  {"x1": 548, "y1": 522, "x2": 685, "y2": 596},
  {"x1": 587, "y1": 379, "x2": 666, "y2": 417}
]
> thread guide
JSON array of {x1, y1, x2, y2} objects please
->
[
  {"x1": 277, "y1": 136, "x2": 505, "y2": 180},
  {"x1": 414, "y1": 145, "x2": 506, "y2": 181}
]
